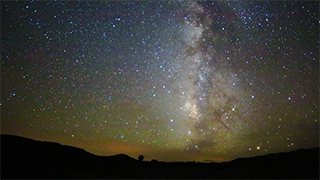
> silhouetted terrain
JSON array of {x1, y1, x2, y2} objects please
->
[{"x1": 1, "y1": 134, "x2": 319, "y2": 179}]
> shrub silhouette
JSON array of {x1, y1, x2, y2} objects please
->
[
  {"x1": 151, "y1": 159, "x2": 158, "y2": 163},
  {"x1": 138, "y1": 155, "x2": 144, "y2": 161}
]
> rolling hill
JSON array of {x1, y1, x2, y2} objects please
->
[{"x1": 1, "y1": 134, "x2": 319, "y2": 179}]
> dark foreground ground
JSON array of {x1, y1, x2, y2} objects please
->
[{"x1": 1, "y1": 134, "x2": 319, "y2": 179}]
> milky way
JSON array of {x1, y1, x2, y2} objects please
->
[
  {"x1": 163, "y1": 2, "x2": 254, "y2": 158},
  {"x1": 1, "y1": 1, "x2": 319, "y2": 162}
]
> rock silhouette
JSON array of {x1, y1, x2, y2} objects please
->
[{"x1": 1, "y1": 134, "x2": 319, "y2": 179}]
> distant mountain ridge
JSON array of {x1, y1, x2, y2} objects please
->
[{"x1": 1, "y1": 134, "x2": 319, "y2": 179}]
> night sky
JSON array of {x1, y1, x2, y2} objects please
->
[{"x1": 1, "y1": 1, "x2": 319, "y2": 162}]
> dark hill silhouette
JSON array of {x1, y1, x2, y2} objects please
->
[
  {"x1": 1, "y1": 134, "x2": 319, "y2": 179},
  {"x1": 106, "y1": 153, "x2": 137, "y2": 162}
]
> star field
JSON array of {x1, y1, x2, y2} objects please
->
[{"x1": 1, "y1": 1, "x2": 319, "y2": 162}]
